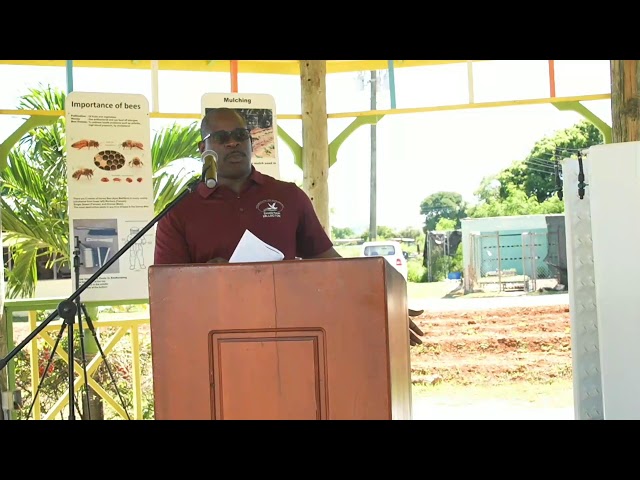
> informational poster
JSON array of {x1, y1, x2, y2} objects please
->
[
  {"x1": 65, "y1": 92, "x2": 155, "y2": 302},
  {"x1": 201, "y1": 93, "x2": 280, "y2": 179}
]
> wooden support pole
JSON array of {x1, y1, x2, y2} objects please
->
[
  {"x1": 610, "y1": 60, "x2": 640, "y2": 143},
  {"x1": 300, "y1": 60, "x2": 330, "y2": 236}
]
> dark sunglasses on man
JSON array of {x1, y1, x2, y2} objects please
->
[{"x1": 200, "y1": 127, "x2": 252, "y2": 147}]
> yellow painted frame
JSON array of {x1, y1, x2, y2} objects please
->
[{"x1": 0, "y1": 60, "x2": 480, "y2": 75}]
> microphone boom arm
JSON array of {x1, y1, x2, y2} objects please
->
[{"x1": 0, "y1": 173, "x2": 202, "y2": 373}]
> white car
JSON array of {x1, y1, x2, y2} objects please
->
[{"x1": 361, "y1": 240, "x2": 408, "y2": 280}]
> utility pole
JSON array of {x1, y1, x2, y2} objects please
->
[
  {"x1": 369, "y1": 70, "x2": 377, "y2": 242},
  {"x1": 610, "y1": 60, "x2": 640, "y2": 142}
]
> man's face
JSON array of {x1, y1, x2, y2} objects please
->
[{"x1": 199, "y1": 111, "x2": 253, "y2": 180}]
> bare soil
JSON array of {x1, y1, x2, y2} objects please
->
[
  {"x1": 13, "y1": 303, "x2": 572, "y2": 391},
  {"x1": 410, "y1": 304, "x2": 572, "y2": 387}
]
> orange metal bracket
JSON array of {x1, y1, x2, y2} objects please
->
[{"x1": 548, "y1": 60, "x2": 556, "y2": 98}]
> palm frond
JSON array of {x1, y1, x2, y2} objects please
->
[
  {"x1": 18, "y1": 84, "x2": 66, "y2": 111},
  {"x1": 153, "y1": 163, "x2": 200, "y2": 214},
  {"x1": 150, "y1": 122, "x2": 201, "y2": 172},
  {"x1": 1, "y1": 86, "x2": 69, "y2": 298},
  {"x1": 4, "y1": 238, "x2": 40, "y2": 298}
]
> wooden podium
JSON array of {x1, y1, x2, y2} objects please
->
[{"x1": 147, "y1": 257, "x2": 412, "y2": 420}]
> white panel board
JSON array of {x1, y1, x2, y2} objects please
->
[{"x1": 588, "y1": 142, "x2": 640, "y2": 420}]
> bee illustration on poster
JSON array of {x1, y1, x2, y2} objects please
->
[{"x1": 201, "y1": 93, "x2": 280, "y2": 180}]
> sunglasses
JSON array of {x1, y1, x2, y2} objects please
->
[{"x1": 201, "y1": 128, "x2": 251, "y2": 145}]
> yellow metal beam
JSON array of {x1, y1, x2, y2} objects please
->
[
  {"x1": 0, "y1": 59, "x2": 481, "y2": 75},
  {"x1": 0, "y1": 93, "x2": 612, "y2": 122},
  {"x1": 328, "y1": 93, "x2": 612, "y2": 118}
]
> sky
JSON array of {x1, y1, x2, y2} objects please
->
[{"x1": 0, "y1": 60, "x2": 613, "y2": 234}]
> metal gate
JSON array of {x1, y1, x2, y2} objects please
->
[{"x1": 468, "y1": 229, "x2": 562, "y2": 293}]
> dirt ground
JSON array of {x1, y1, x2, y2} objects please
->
[{"x1": 410, "y1": 304, "x2": 572, "y2": 387}]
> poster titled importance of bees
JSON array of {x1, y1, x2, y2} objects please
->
[{"x1": 65, "y1": 91, "x2": 155, "y2": 302}]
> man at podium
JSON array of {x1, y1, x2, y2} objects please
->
[
  {"x1": 154, "y1": 107, "x2": 341, "y2": 265},
  {"x1": 147, "y1": 108, "x2": 425, "y2": 420},
  {"x1": 153, "y1": 108, "x2": 423, "y2": 345}
]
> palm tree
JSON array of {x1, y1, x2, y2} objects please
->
[
  {"x1": 1, "y1": 86, "x2": 69, "y2": 298},
  {"x1": 1, "y1": 85, "x2": 202, "y2": 299},
  {"x1": 151, "y1": 122, "x2": 202, "y2": 214}
]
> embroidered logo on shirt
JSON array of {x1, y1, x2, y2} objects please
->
[{"x1": 256, "y1": 199, "x2": 284, "y2": 218}]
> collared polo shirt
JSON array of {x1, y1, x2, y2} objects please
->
[{"x1": 153, "y1": 168, "x2": 334, "y2": 265}]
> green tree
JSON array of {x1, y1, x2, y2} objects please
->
[
  {"x1": 359, "y1": 225, "x2": 399, "y2": 242},
  {"x1": 397, "y1": 227, "x2": 422, "y2": 239},
  {"x1": 468, "y1": 185, "x2": 565, "y2": 218},
  {"x1": 419, "y1": 191, "x2": 467, "y2": 231},
  {"x1": 523, "y1": 119, "x2": 603, "y2": 202},
  {"x1": 331, "y1": 226, "x2": 355, "y2": 240},
  {"x1": 150, "y1": 122, "x2": 202, "y2": 214},
  {"x1": 1, "y1": 86, "x2": 69, "y2": 298},
  {"x1": 475, "y1": 120, "x2": 604, "y2": 205},
  {"x1": 376, "y1": 225, "x2": 397, "y2": 239},
  {"x1": 469, "y1": 120, "x2": 604, "y2": 219},
  {"x1": 435, "y1": 218, "x2": 456, "y2": 231}
]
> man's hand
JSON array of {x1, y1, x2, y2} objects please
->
[
  {"x1": 408, "y1": 308, "x2": 424, "y2": 346},
  {"x1": 207, "y1": 257, "x2": 228, "y2": 264}
]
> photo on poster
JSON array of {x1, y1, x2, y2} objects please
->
[
  {"x1": 73, "y1": 218, "x2": 120, "y2": 275},
  {"x1": 120, "y1": 220, "x2": 156, "y2": 273},
  {"x1": 68, "y1": 138, "x2": 149, "y2": 191},
  {"x1": 201, "y1": 93, "x2": 280, "y2": 179}
]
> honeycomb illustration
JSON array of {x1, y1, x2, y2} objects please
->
[{"x1": 94, "y1": 150, "x2": 126, "y2": 171}]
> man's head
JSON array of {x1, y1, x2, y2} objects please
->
[{"x1": 199, "y1": 108, "x2": 253, "y2": 181}]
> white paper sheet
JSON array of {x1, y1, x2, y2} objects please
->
[{"x1": 229, "y1": 229, "x2": 284, "y2": 263}]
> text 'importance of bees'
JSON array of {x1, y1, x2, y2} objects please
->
[{"x1": 70, "y1": 101, "x2": 141, "y2": 110}]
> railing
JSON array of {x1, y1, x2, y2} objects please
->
[{"x1": 3, "y1": 297, "x2": 151, "y2": 420}]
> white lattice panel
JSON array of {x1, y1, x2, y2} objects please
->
[{"x1": 562, "y1": 156, "x2": 603, "y2": 420}]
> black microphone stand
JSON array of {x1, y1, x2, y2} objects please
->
[
  {"x1": 0, "y1": 173, "x2": 203, "y2": 420},
  {"x1": 27, "y1": 235, "x2": 93, "y2": 420},
  {"x1": 24, "y1": 235, "x2": 132, "y2": 420}
]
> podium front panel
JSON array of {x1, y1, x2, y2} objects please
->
[
  {"x1": 148, "y1": 257, "x2": 411, "y2": 420},
  {"x1": 209, "y1": 328, "x2": 327, "y2": 420}
]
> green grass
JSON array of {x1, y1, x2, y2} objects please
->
[{"x1": 412, "y1": 379, "x2": 574, "y2": 407}]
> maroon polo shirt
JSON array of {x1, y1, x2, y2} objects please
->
[{"x1": 153, "y1": 168, "x2": 334, "y2": 265}]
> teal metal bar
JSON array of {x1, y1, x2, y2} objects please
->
[
  {"x1": 66, "y1": 60, "x2": 74, "y2": 93},
  {"x1": 387, "y1": 60, "x2": 396, "y2": 108}
]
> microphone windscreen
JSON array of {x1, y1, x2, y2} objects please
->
[{"x1": 202, "y1": 150, "x2": 218, "y2": 188}]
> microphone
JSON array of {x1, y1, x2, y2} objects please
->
[{"x1": 202, "y1": 150, "x2": 218, "y2": 188}]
